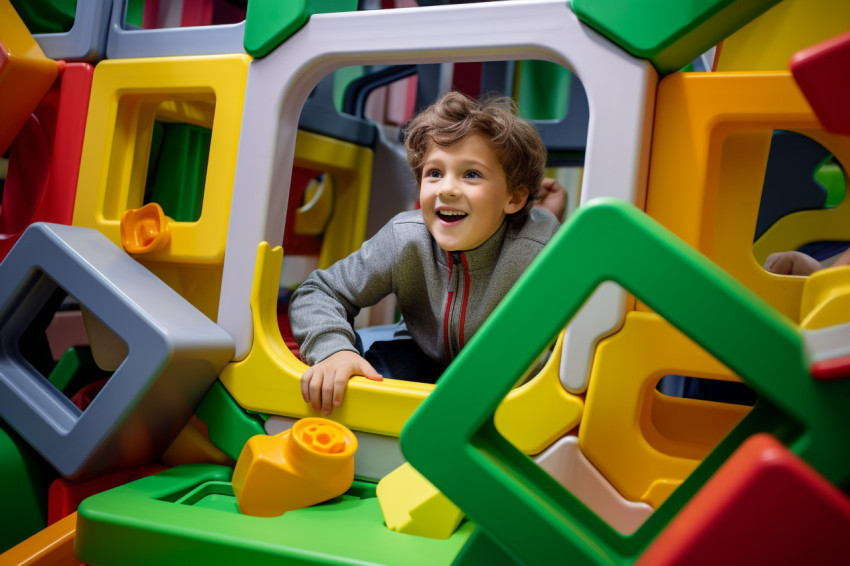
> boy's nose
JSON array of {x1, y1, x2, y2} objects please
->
[{"x1": 437, "y1": 177, "x2": 461, "y2": 198}]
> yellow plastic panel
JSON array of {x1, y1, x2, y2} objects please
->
[
  {"x1": 72, "y1": 54, "x2": 250, "y2": 265},
  {"x1": 220, "y1": 242, "x2": 586, "y2": 440},
  {"x1": 800, "y1": 265, "x2": 850, "y2": 330},
  {"x1": 716, "y1": 0, "x2": 850, "y2": 72},
  {"x1": 579, "y1": 312, "x2": 751, "y2": 508},
  {"x1": 494, "y1": 330, "x2": 584, "y2": 455},
  {"x1": 292, "y1": 130, "x2": 373, "y2": 269},
  {"x1": 643, "y1": 72, "x2": 850, "y2": 323}
]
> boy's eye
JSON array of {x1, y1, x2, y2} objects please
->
[
  {"x1": 464, "y1": 171, "x2": 482, "y2": 179},
  {"x1": 425, "y1": 169, "x2": 442, "y2": 178}
]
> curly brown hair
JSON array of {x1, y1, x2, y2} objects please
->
[{"x1": 403, "y1": 91, "x2": 547, "y2": 215}]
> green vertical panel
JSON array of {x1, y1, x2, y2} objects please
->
[
  {"x1": 333, "y1": 66, "x2": 367, "y2": 112},
  {"x1": 126, "y1": 0, "x2": 146, "y2": 28},
  {"x1": 145, "y1": 122, "x2": 210, "y2": 222},
  {"x1": 515, "y1": 60, "x2": 570, "y2": 121}
]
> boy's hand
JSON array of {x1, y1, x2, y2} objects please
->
[
  {"x1": 763, "y1": 251, "x2": 822, "y2": 276},
  {"x1": 300, "y1": 350, "x2": 383, "y2": 415},
  {"x1": 535, "y1": 177, "x2": 567, "y2": 220}
]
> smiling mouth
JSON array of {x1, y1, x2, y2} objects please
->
[{"x1": 436, "y1": 210, "x2": 468, "y2": 223}]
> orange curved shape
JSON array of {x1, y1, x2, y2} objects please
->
[{"x1": 120, "y1": 203, "x2": 171, "y2": 254}]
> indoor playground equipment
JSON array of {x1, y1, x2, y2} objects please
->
[{"x1": 1, "y1": 0, "x2": 849, "y2": 564}]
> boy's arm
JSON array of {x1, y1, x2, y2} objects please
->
[
  {"x1": 289, "y1": 220, "x2": 397, "y2": 365},
  {"x1": 288, "y1": 219, "x2": 398, "y2": 414}
]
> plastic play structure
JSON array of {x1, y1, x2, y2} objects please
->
[{"x1": 2, "y1": 0, "x2": 849, "y2": 564}]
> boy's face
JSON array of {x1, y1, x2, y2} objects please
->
[{"x1": 419, "y1": 133, "x2": 527, "y2": 251}]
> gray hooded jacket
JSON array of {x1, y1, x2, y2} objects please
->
[{"x1": 289, "y1": 208, "x2": 560, "y2": 367}]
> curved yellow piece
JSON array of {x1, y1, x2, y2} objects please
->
[
  {"x1": 294, "y1": 175, "x2": 334, "y2": 236},
  {"x1": 644, "y1": 72, "x2": 850, "y2": 323},
  {"x1": 800, "y1": 265, "x2": 850, "y2": 330},
  {"x1": 220, "y1": 242, "x2": 586, "y2": 441},
  {"x1": 291, "y1": 130, "x2": 373, "y2": 269},
  {"x1": 495, "y1": 330, "x2": 584, "y2": 455},
  {"x1": 580, "y1": 312, "x2": 751, "y2": 508}
]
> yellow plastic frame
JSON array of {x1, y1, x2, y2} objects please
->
[
  {"x1": 72, "y1": 54, "x2": 250, "y2": 264},
  {"x1": 643, "y1": 71, "x2": 850, "y2": 323}
]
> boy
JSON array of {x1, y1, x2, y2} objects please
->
[{"x1": 289, "y1": 91, "x2": 564, "y2": 415}]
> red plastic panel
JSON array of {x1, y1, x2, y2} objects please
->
[
  {"x1": 638, "y1": 433, "x2": 850, "y2": 566},
  {"x1": 791, "y1": 30, "x2": 850, "y2": 136}
]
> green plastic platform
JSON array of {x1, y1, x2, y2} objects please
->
[
  {"x1": 571, "y1": 0, "x2": 782, "y2": 75},
  {"x1": 402, "y1": 197, "x2": 850, "y2": 564},
  {"x1": 75, "y1": 464, "x2": 474, "y2": 565}
]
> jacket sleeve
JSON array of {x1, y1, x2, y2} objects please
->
[{"x1": 288, "y1": 219, "x2": 397, "y2": 365}]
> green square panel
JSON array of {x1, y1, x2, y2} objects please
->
[{"x1": 402, "y1": 197, "x2": 850, "y2": 564}]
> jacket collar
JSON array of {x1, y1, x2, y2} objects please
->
[{"x1": 433, "y1": 219, "x2": 509, "y2": 272}]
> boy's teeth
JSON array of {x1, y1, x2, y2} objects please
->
[{"x1": 441, "y1": 211, "x2": 466, "y2": 216}]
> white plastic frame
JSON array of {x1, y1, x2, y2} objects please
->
[{"x1": 218, "y1": 0, "x2": 658, "y2": 395}]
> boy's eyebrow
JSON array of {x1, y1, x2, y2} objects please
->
[{"x1": 422, "y1": 157, "x2": 497, "y2": 171}]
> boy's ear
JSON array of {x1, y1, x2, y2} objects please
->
[{"x1": 504, "y1": 186, "x2": 529, "y2": 215}]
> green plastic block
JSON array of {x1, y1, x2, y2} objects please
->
[
  {"x1": 402, "y1": 197, "x2": 850, "y2": 565},
  {"x1": 571, "y1": 0, "x2": 783, "y2": 76},
  {"x1": 144, "y1": 122, "x2": 210, "y2": 222},
  {"x1": 0, "y1": 419, "x2": 57, "y2": 553},
  {"x1": 10, "y1": 0, "x2": 77, "y2": 34},
  {"x1": 75, "y1": 465, "x2": 474, "y2": 565},
  {"x1": 195, "y1": 381, "x2": 268, "y2": 461},
  {"x1": 244, "y1": 0, "x2": 358, "y2": 59}
]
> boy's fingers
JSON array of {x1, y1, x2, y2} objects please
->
[
  {"x1": 332, "y1": 371, "x2": 348, "y2": 409},
  {"x1": 310, "y1": 371, "x2": 326, "y2": 412},
  {"x1": 300, "y1": 367, "x2": 313, "y2": 403},
  {"x1": 359, "y1": 360, "x2": 384, "y2": 382},
  {"x1": 321, "y1": 372, "x2": 338, "y2": 415}
]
